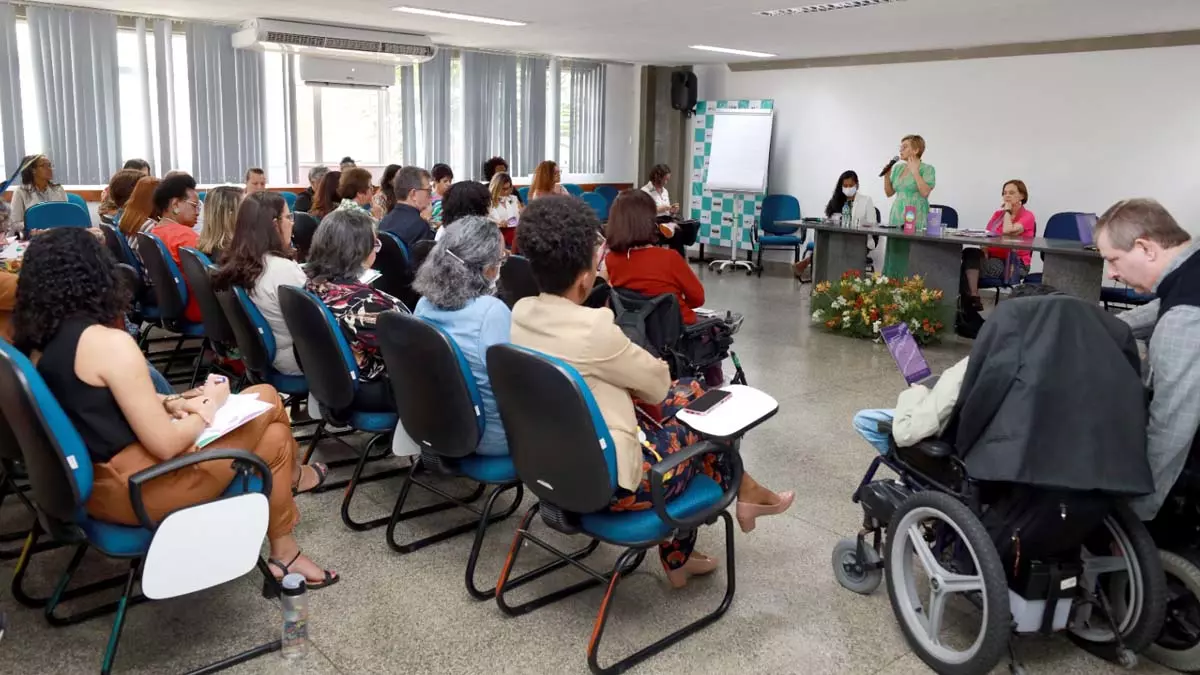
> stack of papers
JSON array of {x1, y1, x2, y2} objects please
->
[{"x1": 195, "y1": 393, "x2": 274, "y2": 448}]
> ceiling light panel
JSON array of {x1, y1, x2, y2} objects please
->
[
  {"x1": 756, "y1": 0, "x2": 908, "y2": 16},
  {"x1": 391, "y1": 7, "x2": 526, "y2": 26}
]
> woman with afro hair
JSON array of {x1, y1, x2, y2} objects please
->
[{"x1": 13, "y1": 228, "x2": 339, "y2": 590}]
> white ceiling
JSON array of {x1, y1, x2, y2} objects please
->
[{"x1": 40, "y1": 0, "x2": 1200, "y2": 64}]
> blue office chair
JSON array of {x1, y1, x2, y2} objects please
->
[
  {"x1": 278, "y1": 285, "x2": 410, "y2": 531},
  {"x1": 179, "y1": 248, "x2": 242, "y2": 382},
  {"x1": 66, "y1": 192, "x2": 87, "y2": 211},
  {"x1": 930, "y1": 204, "x2": 959, "y2": 229},
  {"x1": 0, "y1": 341, "x2": 279, "y2": 675},
  {"x1": 562, "y1": 183, "x2": 584, "y2": 197},
  {"x1": 594, "y1": 185, "x2": 620, "y2": 205},
  {"x1": 488, "y1": 344, "x2": 748, "y2": 674},
  {"x1": 517, "y1": 186, "x2": 530, "y2": 203},
  {"x1": 197, "y1": 191, "x2": 207, "y2": 202},
  {"x1": 215, "y1": 283, "x2": 308, "y2": 400},
  {"x1": 754, "y1": 194, "x2": 804, "y2": 277},
  {"x1": 280, "y1": 191, "x2": 297, "y2": 211},
  {"x1": 136, "y1": 232, "x2": 207, "y2": 381},
  {"x1": 374, "y1": 231, "x2": 419, "y2": 310},
  {"x1": 582, "y1": 192, "x2": 609, "y2": 222},
  {"x1": 1023, "y1": 211, "x2": 1090, "y2": 286},
  {"x1": 23, "y1": 201, "x2": 90, "y2": 234},
  {"x1": 378, "y1": 312, "x2": 524, "y2": 599}
]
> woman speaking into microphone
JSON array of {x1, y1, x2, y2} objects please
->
[{"x1": 881, "y1": 134, "x2": 936, "y2": 277}]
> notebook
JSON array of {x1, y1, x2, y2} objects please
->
[
  {"x1": 1075, "y1": 213, "x2": 1097, "y2": 245},
  {"x1": 881, "y1": 323, "x2": 932, "y2": 386},
  {"x1": 195, "y1": 393, "x2": 275, "y2": 448}
]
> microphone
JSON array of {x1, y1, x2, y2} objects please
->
[{"x1": 879, "y1": 155, "x2": 899, "y2": 178}]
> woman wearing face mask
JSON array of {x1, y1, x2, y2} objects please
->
[
  {"x1": 960, "y1": 179, "x2": 1036, "y2": 310},
  {"x1": 793, "y1": 170, "x2": 879, "y2": 279},
  {"x1": 412, "y1": 215, "x2": 510, "y2": 456}
]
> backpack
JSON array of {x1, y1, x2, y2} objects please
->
[
  {"x1": 979, "y1": 485, "x2": 1114, "y2": 580},
  {"x1": 608, "y1": 290, "x2": 674, "y2": 360}
]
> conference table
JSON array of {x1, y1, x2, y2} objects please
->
[{"x1": 776, "y1": 220, "x2": 1104, "y2": 318}]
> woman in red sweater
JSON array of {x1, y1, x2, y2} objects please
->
[{"x1": 605, "y1": 190, "x2": 705, "y2": 324}]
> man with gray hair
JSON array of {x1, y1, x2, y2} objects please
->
[
  {"x1": 1095, "y1": 198, "x2": 1200, "y2": 519},
  {"x1": 380, "y1": 165, "x2": 434, "y2": 249},
  {"x1": 295, "y1": 165, "x2": 328, "y2": 214},
  {"x1": 412, "y1": 215, "x2": 510, "y2": 455}
]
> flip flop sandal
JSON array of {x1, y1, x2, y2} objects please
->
[
  {"x1": 262, "y1": 550, "x2": 339, "y2": 598},
  {"x1": 292, "y1": 462, "x2": 329, "y2": 495}
]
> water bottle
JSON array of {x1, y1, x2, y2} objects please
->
[{"x1": 280, "y1": 573, "x2": 309, "y2": 659}]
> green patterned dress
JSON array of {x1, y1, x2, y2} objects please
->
[{"x1": 883, "y1": 161, "x2": 937, "y2": 278}]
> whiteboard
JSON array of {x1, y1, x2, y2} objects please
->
[{"x1": 704, "y1": 109, "x2": 774, "y2": 193}]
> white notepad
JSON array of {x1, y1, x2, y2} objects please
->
[{"x1": 195, "y1": 393, "x2": 274, "y2": 448}]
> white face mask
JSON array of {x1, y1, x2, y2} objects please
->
[{"x1": 842, "y1": 186, "x2": 858, "y2": 198}]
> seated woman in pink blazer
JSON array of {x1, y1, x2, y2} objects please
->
[{"x1": 962, "y1": 179, "x2": 1037, "y2": 310}]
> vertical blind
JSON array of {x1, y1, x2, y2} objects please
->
[
  {"x1": 185, "y1": 23, "x2": 265, "y2": 183},
  {"x1": 461, "y1": 50, "x2": 519, "y2": 182},
  {"x1": 419, "y1": 48, "x2": 451, "y2": 169},
  {"x1": 0, "y1": 3, "x2": 24, "y2": 173},
  {"x1": 26, "y1": 6, "x2": 122, "y2": 184},
  {"x1": 566, "y1": 61, "x2": 606, "y2": 175},
  {"x1": 514, "y1": 56, "x2": 547, "y2": 177}
]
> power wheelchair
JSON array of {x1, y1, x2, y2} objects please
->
[{"x1": 833, "y1": 421, "x2": 1167, "y2": 675}]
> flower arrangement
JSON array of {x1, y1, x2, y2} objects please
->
[{"x1": 810, "y1": 271, "x2": 945, "y2": 344}]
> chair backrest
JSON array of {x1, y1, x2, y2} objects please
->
[
  {"x1": 562, "y1": 183, "x2": 583, "y2": 197},
  {"x1": 179, "y1": 248, "x2": 236, "y2": 348},
  {"x1": 280, "y1": 191, "x2": 297, "y2": 210},
  {"x1": 517, "y1": 186, "x2": 530, "y2": 203},
  {"x1": 66, "y1": 193, "x2": 88, "y2": 211},
  {"x1": 24, "y1": 202, "x2": 91, "y2": 233},
  {"x1": 216, "y1": 285, "x2": 276, "y2": 377},
  {"x1": 582, "y1": 192, "x2": 609, "y2": 221},
  {"x1": 377, "y1": 311, "x2": 483, "y2": 458},
  {"x1": 99, "y1": 223, "x2": 132, "y2": 268},
  {"x1": 498, "y1": 255, "x2": 540, "y2": 309},
  {"x1": 1044, "y1": 211, "x2": 1090, "y2": 241},
  {"x1": 760, "y1": 194, "x2": 801, "y2": 235},
  {"x1": 292, "y1": 212, "x2": 319, "y2": 262},
  {"x1": 594, "y1": 185, "x2": 619, "y2": 205},
  {"x1": 609, "y1": 287, "x2": 684, "y2": 360},
  {"x1": 374, "y1": 231, "x2": 419, "y2": 310},
  {"x1": 278, "y1": 285, "x2": 360, "y2": 412},
  {"x1": 137, "y1": 232, "x2": 189, "y2": 322},
  {"x1": 585, "y1": 277, "x2": 611, "y2": 309},
  {"x1": 0, "y1": 342, "x2": 91, "y2": 527},
  {"x1": 931, "y1": 204, "x2": 959, "y2": 229},
  {"x1": 487, "y1": 345, "x2": 617, "y2": 513}
]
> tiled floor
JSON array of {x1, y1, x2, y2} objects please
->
[{"x1": 0, "y1": 268, "x2": 1173, "y2": 674}]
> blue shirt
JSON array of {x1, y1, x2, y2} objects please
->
[{"x1": 414, "y1": 295, "x2": 511, "y2": 456}]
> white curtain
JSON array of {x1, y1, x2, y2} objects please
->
[
  {"x1": 26, "y1": 6, "x2": 121, "y2": 184},
  {"x1": 0, "y1": 2, "x2": 23, "y2": 173},
  {"x1": 567, "y1": 61, "x2": 606, "y2": 175},
  {"x1": 185, "y1": 23, "x2": 265, "y2": 183},
  {"x1": 514, "y1": 57, "x2": 548, "y2": 178},
  {"x1": 462, "y1": 50, "x2": 518, "y2": 181},
  {"x1": 419, "y1": 49, "x2": 451, "y2": 169}
]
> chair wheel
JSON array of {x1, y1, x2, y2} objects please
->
[{"x1": 832, "y1": 537, "x2": 882, "y2": 595}]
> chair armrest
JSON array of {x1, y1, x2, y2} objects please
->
[
  {"x1": 648, "y1": 439, "x2": 744, "y2": 531},
  {"x1": 128, "y1": 449, "x2": 271, "y2": 532}
]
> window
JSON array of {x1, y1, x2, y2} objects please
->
[
  {"x1": 15, "y1": 22, "x2": 40, "y2": 156},
  {"x1": 449, "y1": 52, "x2": 464, "y2": 177},
  {"x1": 296, "y1": 82, "x2": 391, "y2": 166},
  {"x1": 263, "y1": 52, "x2": 288, "y2": 183},
  {"x1": 172, "y1": 33, "x2": 191, "y2": 174},
  {"x1": 117, "y1": 29, "x2": 158, "y2": 165},
  {"x1": 385, "y1": 64, "x2": 412, "y2": 163},
  {"x1": 560, "y1": 61, "x2": 606, "y2": 175}
]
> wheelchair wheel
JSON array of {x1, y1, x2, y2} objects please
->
[
  {"x1": 1147, "y1": 550, "x2": 1200, "y2": 673},
  {"x1": 832, "y1": 537, "x2": 882, "y2": 595},
  {"x1": 885, "y1": 491, "x2": 1010, "y2": 675},
  {"x1": 1068, "y1": 504, "x2": 1167, "y2": 662}
]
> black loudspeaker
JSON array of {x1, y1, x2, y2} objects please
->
[{"x1": 670, "y1": 70, "x2": 698, "y2": 117}]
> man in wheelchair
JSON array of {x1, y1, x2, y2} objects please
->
[{"x1": 837, "y1": 290, "x2": 1166, "y2": 674}]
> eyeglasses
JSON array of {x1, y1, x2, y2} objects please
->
[
  {"x1": 373, "y1": 237, "x2": 382, "y2": 253},
  {"x1": 185, "y1": 200, "x2": 202, "y2": 211}
]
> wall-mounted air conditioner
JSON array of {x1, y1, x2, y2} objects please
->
[
  {"x1": 232, "y1": 18, "x2": 436, "y2": 65},
  {"x1": 298, "y1": 56, "x2": 396, "y2": 89}
]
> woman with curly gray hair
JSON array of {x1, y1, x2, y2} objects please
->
[{"x1": 413, "y1": 216, "x2": 510, "y2": 455}]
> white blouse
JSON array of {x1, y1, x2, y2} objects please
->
[
  {"x1": 641, "y1": 182, "x2": 670, "y2": 213},
  {"x1": 489, "y1": 195, "x2": 521, "y2": 228}
]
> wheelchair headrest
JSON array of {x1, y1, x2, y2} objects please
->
[
  {"x1": 0, "y1": 342, "x2": 92, "y2": 522},
  {"x1": 136, "y1": 232, "x2": 189, "y2": 319},
  {"x1": 377, "y1": 311, "x2": 484, "y2": 458},
  {"x1": 179, "y1": 248, "x2": 236, "y2": 347},
  {"x1": 216, "y1": 285, "x2": 276, "y2": 374},
  {"x1": 278, "y1": 285, "x2": 360, "y2": 411},
  {"x1": 487, "y1": 344, "x2": 617, "y2": 513}
]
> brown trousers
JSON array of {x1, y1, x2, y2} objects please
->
[{"x1": 86, "y1": 384, "x2": 300, "y2": 540}]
